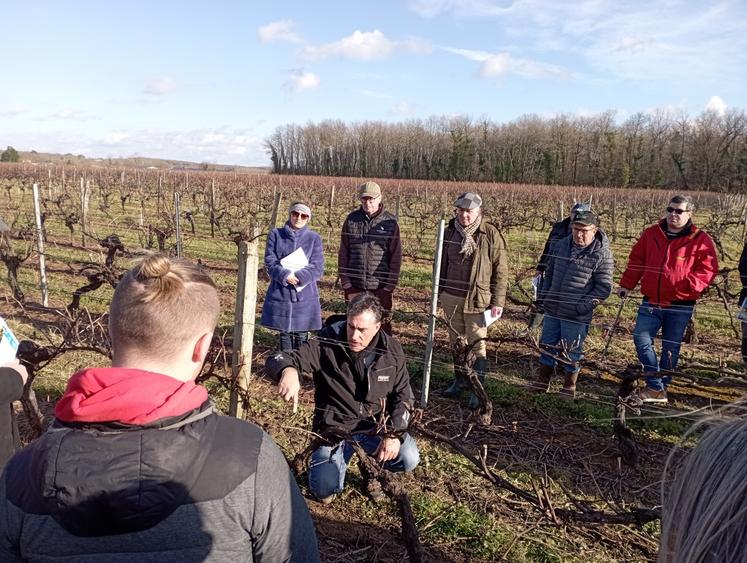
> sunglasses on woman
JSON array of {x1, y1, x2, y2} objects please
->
[
  {"x1": 666, "y1": 207, "x2": 688, "y2": 215},
  {"x1": 291, "y1": 211, "x2": 309, "y2": 220}
]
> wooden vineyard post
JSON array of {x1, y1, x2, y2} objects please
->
[
  {"x1": 80, "y1": 178, "x2": 90, "y2": 248},
  {"x1": 611, "y1": 193, "x2": 618, "y2": 242},
  {"x1": 174, "y1": 192, "x2": 182, "y2": 258},
  {"x1": 210, "y1": 178, "x2": 216, "y2": 238},
  {"x1": 421, "y1": 219, "x2": 446, "y2": 407},
  {"x1": 268, "y1": 191, "x2": 283, "y2": 231},
  {"x1": 326, "y1": 185, "x2": 336, "y2": 249},
  {"x1": 229, "y1": 228, "x2": 260, "y2": 419},
  {"x1": 31, "y1": 183, "x2": 48, "y2": 307},
  {"x1": 557, "y1": 199, "x2": 564, "y2": 222}
]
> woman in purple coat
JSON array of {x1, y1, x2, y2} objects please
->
[{"x1": 261, "y1": 202, "x2": 324, "y2": 352}]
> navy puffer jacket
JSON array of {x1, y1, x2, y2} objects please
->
[{"x1": 539, "y1": 230, "x2": 613, "y2": 323}]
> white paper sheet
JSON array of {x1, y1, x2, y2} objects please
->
[
  {"x1": 0, "y1": 317, "x2": 19, "y2": 363},
  {"x1": 483, "y1": 308, "x2": 503, "y2": 328},
  {"x1": 280, "y1": 247, "x2": 309, "y2": 292}
]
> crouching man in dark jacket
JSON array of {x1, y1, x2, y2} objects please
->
[
  {"x1": 529, "y1": 210, "x2": 613, "y2": 398},
  {"x1": 266, "y1": 293, "x2": 419, "y2": 503},
  {"x1": 0, "y1": 255, "x2": 319, "y2": 563}
]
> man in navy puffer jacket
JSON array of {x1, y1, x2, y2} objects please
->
[{"x1": 529, "y1": 210, "x2": 613, "y2": 398}]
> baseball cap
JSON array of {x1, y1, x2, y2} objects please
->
[
  {"x1": 572, "y1": 210, "x2": 599, "y2": 227},
  {"x1": 453, "y1": 192, "x2": 482, "y2": 210},
  {"x1": 358, "y1": 181, "x2": 382, "y2": 199}
]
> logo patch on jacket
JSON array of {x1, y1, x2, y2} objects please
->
[{"x1": 377, "y1": 375, "x2": 390, "y2": 382}]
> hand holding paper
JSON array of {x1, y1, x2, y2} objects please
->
[
  {"x1": 483, "y1": 307, "x2": 503, "y2": 328},
  {"x1": 280, "y1": 248, "x2": 309, "y2": 292}
]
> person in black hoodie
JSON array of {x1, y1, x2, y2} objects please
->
[
  {"x1": 266, "y1": 293, "x2": 419, "y2": 503},
  {"x1": 0, "y1": 359, "x2": 26, "y2": 469},
  {"x1": 0, "y1": 254, "x2": 319, "y2": 562}
]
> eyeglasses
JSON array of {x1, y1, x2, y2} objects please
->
[
  {"x1": 291, "y1": 211, "x2": 309, "y2": 220},
  {"x1": 666, "y1": 207, "x2": 689, "y2": 215}
]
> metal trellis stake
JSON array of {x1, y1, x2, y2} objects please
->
[
  {"x1": 174, "y1": 192, "x2": 182, "y2": 258},
  {"x1": 31, "y1": 183, "x2": 48, "y2": 307},
  {"x1": 421, "y1": 219, "x2": 445, "y2": 407}
]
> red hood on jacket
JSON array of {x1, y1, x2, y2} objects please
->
[{"x1": 54, "y1": 367, "x2": 209, "y2": 425}]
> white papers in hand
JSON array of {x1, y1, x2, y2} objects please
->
[
  {"x1": 483, "y1": 308, "x2": 502, "y2": 328},
  {"x1": 0, "y1": 317, "x2": 19, "y2": 363},
  {"x1": 280, "y1": 248, "x2": 309, "y2": 292}
]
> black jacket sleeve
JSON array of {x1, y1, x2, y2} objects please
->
[
  {"x1": 265, "y1": 338, "x2": 323, "y2": 382},
  {"x1": 537, "y1": 218, "x2": 570, "y2": 272},
  {"x1": 0, "y1": 369, "x2": 23, "y2": 404},
  {"x1": 739, "y1": 241, "x2": 747, "y2": 306},
  {"x1": 385, "y1": 339, "x2": 414, "y2": 432}
]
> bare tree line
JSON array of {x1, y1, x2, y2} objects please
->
[{"x1": 265, "y1": 108, "x2": 747, "y2": 191}]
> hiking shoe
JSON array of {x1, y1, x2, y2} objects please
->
[
  {"x1": 639, "y1": 387, "x2": 668, "y2": 404},
  {"x1": 316, "y1": 494, "x2": 337, "y2": 505},
  {"x1": 366, "y1": 478, "x2": 386, "y2": 503}
]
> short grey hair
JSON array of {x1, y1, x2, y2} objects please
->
[
  {"x1": 658, "y1": 400, "x2": 747, "y2": 562},
  {"x1": 347, "y1": 292, "x2": 383, "y2": 323},
  {"x1": 669, "y1": 194, "x2": 695, "y2": 211}
]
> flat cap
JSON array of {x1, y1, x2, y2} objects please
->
[{"x1": 453, "y1": 192, "x2": 482, "y2": 210}]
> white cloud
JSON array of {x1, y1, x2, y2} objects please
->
[
  {"x1": 390, "y1": 101, "x2": 417, "y2": 117},
  {"x1": 258, "y1": 20, "x2": 302, "y2": 44},
  {"x1": 304, "y1": 30, "x2": 394, "y2": 61},
  {"x1": 407, "y1": 0, "x2": 454, "y2": 18},
  {"x1": 303, "y1": 30, "x2": 432, "y2": 61},
  {"x1": 143, "y1": 77, "x2": 176, "y2": 96},
  {"x1": 0, "y1": 105, "x2": 27, "y2": 117},
  {"x1": 36, "y1": 109, "x2": 96, "y2": 121},
  {"x1": 399, "y1": 37, "x2": 433, "y2": 55},
  {"x1": 704, "y1": 95, "x2": 727, "y2": 116},
  {"x1": 414, "y1": 1, "x2": 747, "y2": 85},
  {"x1": 103, "y1": 131, "x2": 132, "y2": 145},
  {"x1": 285, "y1": 70, "x2": 320, "y2": 92},
  {"x1": 479, "y1": 54, "x2": 510, "y2": 77},
  {"x1": 442, "y1": 46, "x2": 571, "y2": 80}
]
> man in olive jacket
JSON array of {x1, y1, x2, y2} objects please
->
[
  {"x1": 266, "y1": 293, "x2": 419, "y2": 503},
  {"x1": 438, "y1": 192, "x2": 508, "y2": 409}
]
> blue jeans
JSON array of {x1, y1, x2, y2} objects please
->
[
  {"x1": 539, "y1": 316, "x2": 589, "y2": 374},
  {"x1": 632, "y1": 300, "x2": 694, "y2": 391},
  {"x1": 308, "y1": 433, "x2": 420, "y2": 499},
  {"x1": 279, "y1": 331, "x2": 308, "y2": 353}
]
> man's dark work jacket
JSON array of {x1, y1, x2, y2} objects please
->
[
  {"x1": 0, "y1": 367, "x2": 320, "y2": 563},
  {"x1": 266, "y1": 321, "x2": 414, "y2": 435}
]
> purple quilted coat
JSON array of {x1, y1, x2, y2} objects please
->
[{"x1": 260, "y1": 223, "x2": 324, "y2": 333}]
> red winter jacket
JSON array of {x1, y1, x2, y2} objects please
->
[{"x1": 619, "y1": 220, "x2": 718, "y2": 306}]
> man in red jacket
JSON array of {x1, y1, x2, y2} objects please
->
[{"x1": 618, "y1": 195, "x2": 719, "y2": 403}]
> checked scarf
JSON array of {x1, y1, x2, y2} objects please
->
[{"x1": 455, "y1": 215, "x2": 481, "y2": 258}]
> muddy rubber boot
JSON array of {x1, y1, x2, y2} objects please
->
[
  {"x1": 742, "y1": 338, "x2": 747, "y2": 365},
  {"x1": 526, "y1": 363, "x2": 554, "y2": 394},
  {"x1": 443, "y1": 375, "x2": 469, "y2": 398},
  {"x1": 468, "y1": 358, "x2": 488, "y2": 410},
  {"x1": 558, "y1": 371, "x2": 579, "y2": 400}
]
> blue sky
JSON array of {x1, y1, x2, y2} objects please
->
[{"x1": 1, "y1": 0, "x2": 745, "y2": 166}]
